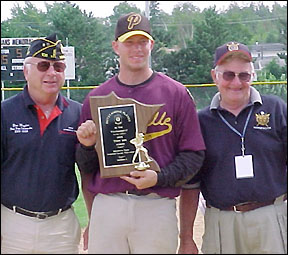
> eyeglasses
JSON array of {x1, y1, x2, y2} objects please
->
[
  {"x1": 26, "y1": 61, "x2": 66, "y2": 72},
  {"x1": 217, "y1": 71, "x2": 252, "y2": 82}
]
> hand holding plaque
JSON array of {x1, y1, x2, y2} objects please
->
[{"x1": 89, "y1": 92, "x2": 163, "y2": 178}]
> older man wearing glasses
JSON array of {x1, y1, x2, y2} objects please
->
[
  {"x1": 1, "y1": 34, "x2": 82, "y2": 253},
  {"x1": 178, "y1": 42, "x2": 287, "y2": 254}
]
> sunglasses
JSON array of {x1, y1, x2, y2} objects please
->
[
  {"x1": 217, "y1": 71, "x2": 252, "y2": 82},
  {"x1": 26, "y1": 61, "x2": 66, "y2": 72}
]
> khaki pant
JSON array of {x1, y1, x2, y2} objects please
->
[
  {"x1": 1, "y1": 204, "x2": 81, "y2": 254},
  {"x1": 202, "y1": 196, "x2": 287, "y2": 254},
  {"x1": 88, "y1": 192, "x2": 178, "y2": 254}
]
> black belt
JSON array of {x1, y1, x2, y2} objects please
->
[
  {"x1": 122, "y1": 190, "x2": 151, "y2": 196},
  {"x1": 3, "y1": 204, "x2": 71, "y2": 219}
]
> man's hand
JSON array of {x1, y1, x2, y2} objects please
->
[
  {"x1": 76, "y1": 120, "x2": 97, "y2": 147},
  {"x1": 178, "y1": 238, "x2": 199, "y2": 254},
  {"x1": 120, "y1": 169, "x2": 158, "y2": 189}
]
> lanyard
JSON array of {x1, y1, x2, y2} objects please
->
[{"x1": 217, "y1": 106, "x2": 254, "y2": 156}]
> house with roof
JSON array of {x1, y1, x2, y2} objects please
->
[{"x1": 249, "y1": 42, "x2": 286, "y2": 71}]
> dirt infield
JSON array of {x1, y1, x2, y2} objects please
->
[{"x1": 79, "y1": 206, "x2": 205, "y2": 254}]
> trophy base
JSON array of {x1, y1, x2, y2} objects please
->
[{"x1": 134, "y1": 162, "x2": 150, "y2": 170}]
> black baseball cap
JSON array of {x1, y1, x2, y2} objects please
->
[
  {"x1": 26, "y1": 33, "x2": 65, "y2": 60},
  {"x1": 115, "y1": 12, "x2": 154, "y2": 42},
  {"x1": 214, "y1": 42, "x2": 252, "y2": 67}
]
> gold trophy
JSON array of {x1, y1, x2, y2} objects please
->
[{"x1": 130, "y1": 132, "x2": 152, "y2": 170}]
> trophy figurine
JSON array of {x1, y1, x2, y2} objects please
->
[{"x1": 130, "y1": 132, "x2": 152, "y2": 170}]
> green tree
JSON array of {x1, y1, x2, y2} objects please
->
[
  {"x1": 149, "y1": 1, "x2": 175, "y2": 72},
  {"x1": 163, "y1": 7, "x2": 228, "y2": 83},
  {"x1": 271, "y1": 2, "x2": 287, "y2": 44},
  {"x1": 1, "y1": 1, "x2": 50, "y2": 37},
  {"x1": 170, "y1": 2, "x2": 202, "y2": 49},
  {"x1": 149, "y1": 1, "x2": 175, "y2": 47},
  {"x1": 259, "y1": 58, "x2": 285, "y2": 80},
  {"x1": 223, "y1": 1, "x2": 286, "y2": 44}
]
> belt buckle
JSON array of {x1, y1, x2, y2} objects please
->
[
  {"x1": 232, "y1": 205, "x2": 241, "y2": 212},
  {"x1": 36, "y1": 212, "x2": 49, "y2": 219},
  {"x1": 125, "y1": 190, "x2": 140, "y2": 196},
  {"x1": 232, "y1": 202, "x2": 251, "y2": 212}
]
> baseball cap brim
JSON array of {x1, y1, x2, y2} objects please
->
[{"x1": 117, "y1": 30, "x2": 154, "y2": 42}]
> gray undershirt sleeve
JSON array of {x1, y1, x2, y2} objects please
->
[
  {"x1": 76, "y1": 144, "x2": 99, "y2": 174},
  {"x1": 156, "y1": 150, "x2": 205, "y2": 187}
]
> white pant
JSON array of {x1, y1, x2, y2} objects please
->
[
  {"x1": 88, "y1": 192, "x2": 179, "y2": 254},
  {"x1": 1, "y1": 204, "x2": 81, "y2": 254}
]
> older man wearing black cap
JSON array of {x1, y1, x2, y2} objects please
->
[
  {"x1": 76, "y1": 12, "x2": 205, "y2": 253},
  {"x1": 179, "y1": 42, "x2": 287, "y2": 254},
  {"x1": 1, "y1": 34, "x2": 82, "y2": 253}
]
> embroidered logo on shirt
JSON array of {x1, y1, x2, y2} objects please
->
[
  {"x1": 144, "y1": 111, "x2": 172, "y2": 142},
  {"x1": 254, "y1": 111, "x2": 271, "y2": 130},
  {"x1": 59, "y1": 126, "x2": 77, "y2": 135},
  {"x1": 10, "y1": 123, "x2": 33, "y2": 133}
]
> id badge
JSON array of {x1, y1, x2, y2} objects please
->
[{"x1": 235, "y1": 155, "x2": 254, "y2": 179}]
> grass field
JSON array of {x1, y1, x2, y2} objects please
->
[{"x1": 73, "y1": 167, "x2": 89, "y2": 228}]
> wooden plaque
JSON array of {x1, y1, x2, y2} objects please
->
[{"x1": 89, "y1": 92, "x2": 163, "y2": 178}]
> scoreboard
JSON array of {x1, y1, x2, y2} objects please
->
[
  {"x1": 1, "y1": 38, "x2": 75, "y2": 81},
  {"x1": 1, "y1": 38, "x2": 35, "y2": 81},
  {"x1": 1, "y1": 46, "x2": 28, "y2": 81}
]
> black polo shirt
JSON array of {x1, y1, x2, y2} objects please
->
[
  {"x1": 188, "y1": 87, "x2": 287, "y2": 209},
  {"x1": 1, "y1": 85, "x2": 82, "y2": 211}
]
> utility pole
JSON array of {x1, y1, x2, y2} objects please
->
[{"x1": 145, "y1": 1, "x2": 152, "y2": 68}]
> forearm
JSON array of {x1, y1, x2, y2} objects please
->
[
  {"x1": 80, "y1": 171, "x2": 95, "y2": 218},
  {"x1": 80, "y1": 170, "x2": 95, "y2": 251},
  {"x1": 179, "y1": 188, "x2": 200, "y2": 242}
]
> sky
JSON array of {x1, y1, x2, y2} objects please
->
[{"x1": 1, "y1": 1, "x2": 287, "y2": 21}]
